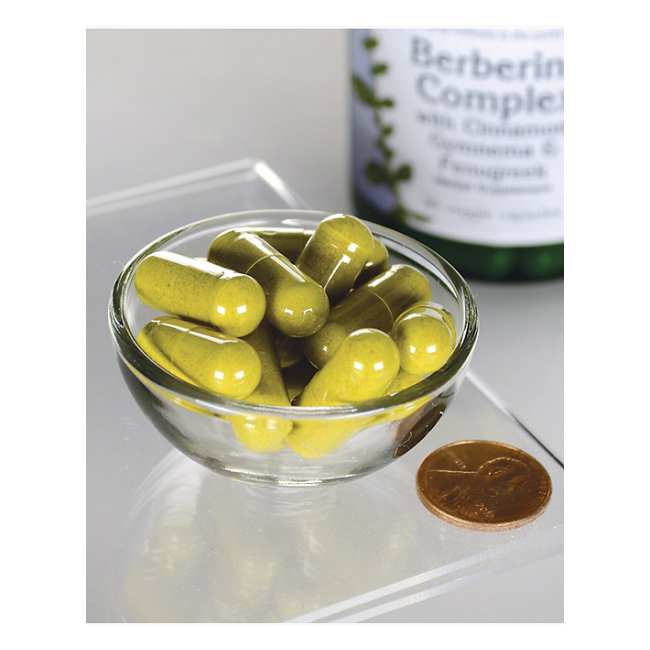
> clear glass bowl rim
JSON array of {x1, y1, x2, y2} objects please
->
[{"x1": 108, "y1": 209, "x2": 479, "y2": 420}]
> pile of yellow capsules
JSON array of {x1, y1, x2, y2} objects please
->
[{"x1": 134, "y1": 214, "x2": 456, "y2": 458}]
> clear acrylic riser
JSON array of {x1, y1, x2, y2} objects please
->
[{"x1": 86, "y1": 159, "x2": 563, "y2": 623}]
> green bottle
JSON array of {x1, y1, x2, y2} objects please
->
[{"x1": 350, "y1": 28, "x2": 564, "y2": 281}]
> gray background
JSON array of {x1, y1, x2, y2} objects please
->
[{"x1": 87, "y1": 28, "x2": 563, "y2": 622}]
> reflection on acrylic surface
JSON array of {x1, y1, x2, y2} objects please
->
[
  {"x1": 108, "y1": 450, "x2": 419, "y2": 623},
  {"x1": 102, "y1": 375, "x2": 564, "y2": 623}
]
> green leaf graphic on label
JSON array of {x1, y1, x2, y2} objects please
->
[
  {"x1": 352, "y1": 31, "x2": 412, "y2": 221},
  {"x1": 365, "y1": 162, "x2": 388, "y2": 184},
  {"x1": 352, "y1": 75, "x2": 376, "y2": 107},
  {"x1": 363, "y1": 37, "x2": 378, "y2": 50},
  {"x1": 393, "y1": 165, "x2": 412, "y2": 182}
]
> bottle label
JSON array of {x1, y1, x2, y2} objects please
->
[{"x1": 351, "y1": 29, "x2": 564, "y2": 247}]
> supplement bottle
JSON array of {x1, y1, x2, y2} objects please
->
[{"x1": 350, "y1": 28, "x2": 564, "y2": 281}]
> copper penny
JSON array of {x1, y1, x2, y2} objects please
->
[{"x1": 416, "y1": 440, "x2": 552, "y2": 531}]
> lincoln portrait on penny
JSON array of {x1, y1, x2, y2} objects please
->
[{"x1": 422, "y1": 456, "x2": 537, "y2": 522}]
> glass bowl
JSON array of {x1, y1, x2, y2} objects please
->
[{"x1": 108, "y1": 210, "x2": 479, "y2": 487}]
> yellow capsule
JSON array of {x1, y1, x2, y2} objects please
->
[
  {"x1": 251, "y1": 225, "x2": 390, "y2": 291},
  {"x1": 207, "y1": 229, "x2": 330, "y2": 338},
  {"x1": 427, "y1": 301, "x2": 457, "y2": 348},
  {"x1": 294, "y1": 328, "x2": 400, "y2": 407},
  {"x1": 248, "y1": 227, "x2": 311, "y2": 263},
  {"x1": 287, "y1": 329, "x2": 400, "y2": 458},
  {"x1": 355, "y1": 237, "x2": 390, "y2": 287},
  {"x1": 228, "y1": 322, "x2": 293, "y2": 452},
  {"x1": 374, "y1": 393, "x2": 431, "y2": 427},
  {"x1": 134, "y1": 251, "x2": 266, "y2": 338},
  {"x1": 303, "y1": 264, "x2": 432, "y2": 369},
  {"x1": 271, "y1": 326, "x2": 305, "y2": 368},
  {"x1": 382, "y1": 368, "x2": 424, "y2": 397},
  {"x1": 137, "y1": 316, "x2": 261, "y2": 399},
  {"x1": 239, "y1": 323, "x2": 291, "y2": 409},
  {"x1": 282, "y1": 358, "x2": 318, "y2": 403},
  {"x1": 295, "y1": 213, "x2": 375, "y2": 304},
  {"x1": 390, "y1": 303, "x2": 455, "y2": 375},
  {"x1": 373, "y1": 369, "x2": 427, "y2": 424},
  {"x1": 285, "y1": 418, "x2": 360, "y2": 459}
]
